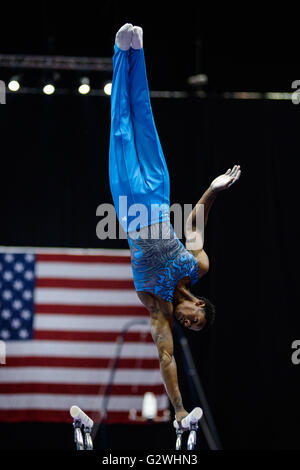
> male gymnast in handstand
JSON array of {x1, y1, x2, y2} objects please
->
[{"x1": 109, "y1": 24, "x2": 241, "y2": 427}]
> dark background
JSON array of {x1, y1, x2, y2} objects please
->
[{"x1": 0, "y1": 0, "x2": 299, "y2": 452}]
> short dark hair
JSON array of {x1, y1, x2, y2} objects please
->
[{"x1": 196, "y1": 295, "x2": 216, "y2": 329}]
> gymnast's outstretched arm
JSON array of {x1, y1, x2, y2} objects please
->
[
  {"x1": 185, "y1": 165, "x2": 241, "y2": 263},
  {"x1": 150, "y1": 310, "x2": 189, "y2": 425}
]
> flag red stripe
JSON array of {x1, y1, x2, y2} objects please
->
[
  {"x1": 35, "y1": 304, "x2": 148, "y2": 316},
  {"x1": 36, "y1": 254, "x2": 131, "y2": 264},
  {"x1": 33, "y1": 330, "x2": 153, "y2": 342},
  {"x1": 36, "y1": 278, "x2": 135, "y2": 289},
  {"x1": 0, "y1": 409, "x2": 168, "y2": 424},
  {"x1": 5, "y1": 356, "x2": 159, "y2": 369},
  {"x1": 0, "y1": 383, "x2": 165, "y2": 395}
]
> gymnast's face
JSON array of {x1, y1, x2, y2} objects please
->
[{"x1": 174, "y1": 299, "x2": 207, "y2": 331}]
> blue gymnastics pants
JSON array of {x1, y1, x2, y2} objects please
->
[{"x1": 109, "y1": 45, "x2": 170, "y2": 234}]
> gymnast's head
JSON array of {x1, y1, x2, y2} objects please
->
[{"x1": 174, "y1": 295, "x2": 216, "y2": 332}]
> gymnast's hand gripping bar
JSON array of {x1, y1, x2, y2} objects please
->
[
  {"x1": 173, "y1": 407, "x2": 203, "y2": 450},
  {"x1": 70, "y1": 406, "x2": 94, "y2": 450}
]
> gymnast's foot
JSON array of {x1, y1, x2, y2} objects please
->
[
  {"x1": 131, "y1": 26, "x2": 143, "y2": 49},
  {"x1": 115, "y1": 23, "x2": 133, "y2": 50}
]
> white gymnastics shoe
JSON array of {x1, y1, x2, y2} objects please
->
[
  {"x1": 131, "y1": 26, "x2": 143, "y2": 49},
  {"x1": 115, "y1": 23, "x2": 134, "y2": 50}
]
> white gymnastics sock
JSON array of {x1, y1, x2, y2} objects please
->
[
  {"x1": 115, "y1": 23, "x2": 133, "y2": 50},
  {"x1": 131, "y1": 26, "x2": 143, "y2": 49}
]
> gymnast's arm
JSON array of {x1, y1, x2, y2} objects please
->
[
  {"x1": 150, "y1": 310, "x2": 188, "y2": 424},
  {"x1": 185, "y1": 165, "x2": 241, "y2": 261}
]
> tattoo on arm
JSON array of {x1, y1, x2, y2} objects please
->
[{"x1": 150, "y1": 313, "x2": 184, "y2": 413}]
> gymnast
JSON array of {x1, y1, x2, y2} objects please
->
[{"x1": 109, "y1": 24, "x2": 241, "y2": 427}]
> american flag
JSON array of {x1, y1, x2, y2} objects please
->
[{"x1": 0, "y1": 247, "x2": 169, "y2": 424}]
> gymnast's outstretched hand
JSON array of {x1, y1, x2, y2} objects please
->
[{"x1": 210, "y1": 165, "x2": 241, "y2": 192}]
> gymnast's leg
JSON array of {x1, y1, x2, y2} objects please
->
[
  {"x1": 109, "y1": 24, "x2": 144, "y2": 233},
  {"x1": 128, "y1": 27, "x2": 170, "y2": 226}
]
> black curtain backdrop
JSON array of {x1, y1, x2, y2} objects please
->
[{"x1": 0, "y1": 94, "x2": 299, "y2": 450}]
